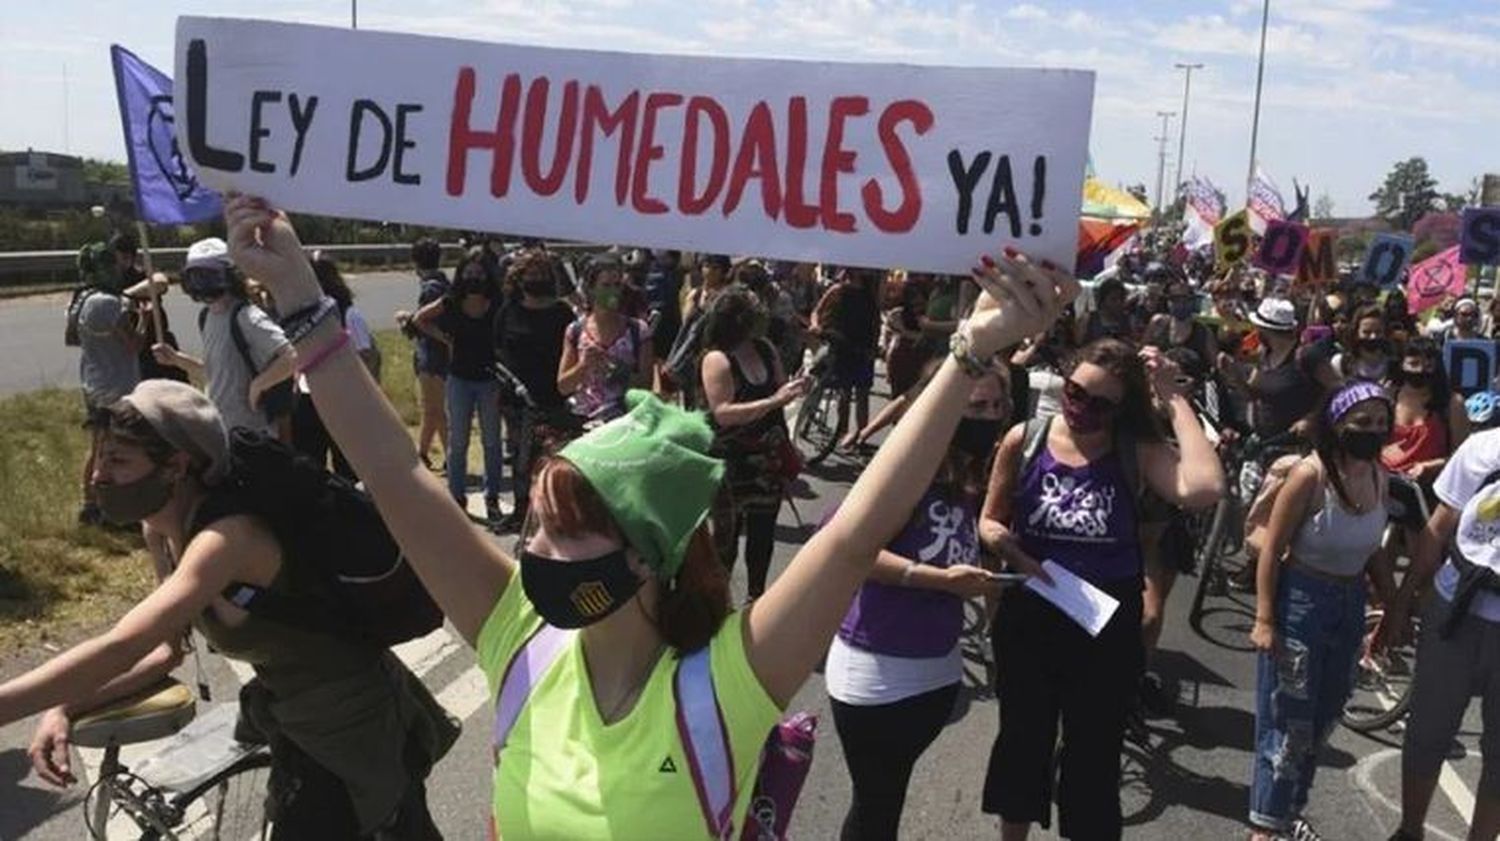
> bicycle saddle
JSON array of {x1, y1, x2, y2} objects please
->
[{"x1": 72, "y1": 678, "x2": 197, "y2": 749}]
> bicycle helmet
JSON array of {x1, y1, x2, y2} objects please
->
[{"x1": 1467, "y1": 391, "x2": 1500, "y2": 429}]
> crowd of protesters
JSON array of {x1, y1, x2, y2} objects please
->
[{"x1": 9, "y1": 204, "x2": 1500, "y2": 841}]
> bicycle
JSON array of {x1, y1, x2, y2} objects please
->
[
  {"x1": 791, "y1": 342, "x2": 847, "y2": 466},
  {"x1": 1340, "y1": 473, "x2": 1432, "y2": 733},
  {"x1": 72, "y1": 678, "x2": 271, "y2": 840},
  {"x1": 1189, "y1": 428, "x2": 1301, "y2": 627}
]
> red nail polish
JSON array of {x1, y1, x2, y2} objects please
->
[
  {"x1": 1041, "y1": 259, "x2": 1057, "y2": 271},
  {"x1": 1003, "y1": 246, "x2": 1020, "y2": 258},
  {"x1": 981, "y1": 254, "x2": 996, "y2": 268}
]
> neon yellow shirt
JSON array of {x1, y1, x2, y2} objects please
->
[{"x1": 478, "y1": 582, "x2": 783, "y2": 840}]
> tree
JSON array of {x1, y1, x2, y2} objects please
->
[
  {"x1": 1312, "y1": 193, "x2": 1336, "y2": 221},
  {"x1": 1369, "y1": 157, "x2": 1440, "y2": 231},
  {"x1": 1442, "y1": 177, "x2": 1481, "y2": 211},
  {"x1": 81, "y1": 158, "x2": 129, "y2": 186},
  {"x1": 1412, "y1": 212, "x2": 1463, "y2": 251}
]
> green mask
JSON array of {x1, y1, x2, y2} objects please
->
[{"x1": 593, "y1": 286, "x2": 622, "y2": 312}]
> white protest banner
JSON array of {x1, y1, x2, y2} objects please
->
[{"x1": 175, "y1": 17, "x2": 1094, "y2": 274}]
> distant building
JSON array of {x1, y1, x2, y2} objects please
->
[{"x1": 0, "y1": 149, "x2": 132, "y2": 212}]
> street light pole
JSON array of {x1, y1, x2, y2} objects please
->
[
  {"x1": 352, "y1": 0, "x2": 358, "y2": 29},
  {"x1": 1246, "y1": 0, "x2": 1270, "y2": 203},
  {"x1": 1153, "y1": 111, "x2": 1176, "y2": 223},
  {"x1": 1173, "y1": 63, "x2": 1203, "y2": 212}
]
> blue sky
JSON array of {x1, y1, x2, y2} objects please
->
[{"x1": 3, "y1": 0, "x2": 1496, "y2": 217}]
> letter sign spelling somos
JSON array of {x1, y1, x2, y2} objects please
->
[
  {"x1": 1214, "y1": 209, "x2": 1252, "y2": 272},
  {"x1": 1361, "y1": 233, "x2": 1415, "y2": 287},
  {"x1": 175, "y1": 17, "x2": 1095, "y2": 274},
  {"x1": 1252, "y1": 219, "x2": 1307, "y2": 277},
  {"x1": 1295, "y1": 227, "x2": 1337, "y2": 287},
  {"x1": 1462, "y1": 207, "x2": 1500, "y2": 267}
]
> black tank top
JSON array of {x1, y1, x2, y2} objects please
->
[
  {"x1": 726, "y1": 339, "x2": 783, "y2": 443},
  {"x1": 1252, "y1": 350, "x2": 1319, "y2": 435}
]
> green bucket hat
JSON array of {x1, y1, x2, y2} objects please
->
[{"x1": 558, "y1": 391, "x2": 726, "y2": 578}]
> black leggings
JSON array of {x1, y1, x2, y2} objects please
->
[
  {"x1": 713, "y1": 498, "x2": 778, "y2": 598},
  {"x1": 831, "y1": 683, "x2": 960, "y2": 841}
]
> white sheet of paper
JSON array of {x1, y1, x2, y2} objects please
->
[{"x1": 1024, "y1": 560, "x2": 1120, "y2": 637}]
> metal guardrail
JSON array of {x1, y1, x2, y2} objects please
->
[{"x1": 0, "y1": 241, "x2": 601, "y2": 281}]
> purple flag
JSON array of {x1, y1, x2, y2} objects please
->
[{"x1": 110, "y1": 45, "x2": 222, "y2": 224}]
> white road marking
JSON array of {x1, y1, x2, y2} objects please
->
[
  {"x1": 434, "y1": 666, "x2": 491, "y2": 723},
  {"x1": 1351, "y1": 749, "x2": 1464, "y2": 841},
  {"x1": 1356, "y1": 668, "x2": 1479, "y2": 832}
]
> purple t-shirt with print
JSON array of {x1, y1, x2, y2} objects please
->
[
  {"x1": 1011, "y1": 446, "x2": 1141, "y2": 585},
  {"x1": 835, "y1": 490, "x2": 979, "y2": 659}
]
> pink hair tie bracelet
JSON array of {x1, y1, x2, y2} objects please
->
[{"x1": 298, "y1": 329, "x2": 351, "y2": 376}]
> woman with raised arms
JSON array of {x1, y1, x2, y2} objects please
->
[{"x1": 217, "y1": 193, "x2": 1076, "y2": 839}]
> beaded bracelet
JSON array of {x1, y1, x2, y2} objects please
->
[{"x1": 948, "y1": 324, "x2": 989, "y2": 378}]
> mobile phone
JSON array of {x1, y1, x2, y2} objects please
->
[{"x1": 987, "y1": 572, "x2": 1030, "y2": 585}]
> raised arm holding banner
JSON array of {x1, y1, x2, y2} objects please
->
[{"x1": 173, "y1": 17, "x2": 1094, "y2": 274}]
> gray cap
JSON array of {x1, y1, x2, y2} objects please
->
[{"x1": 119, "y1": 380, "x2": 231, "y2": 484}]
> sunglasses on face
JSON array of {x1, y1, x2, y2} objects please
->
[{"x1": 1063, "y1": 379, "x2": 1120, "y2": 414}]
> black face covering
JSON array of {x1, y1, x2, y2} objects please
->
[
  {"x1": 521, "y1": 278, "x2": 556, "y2": 298},
  {"x1": 520, "y1": 549, "x2": 643, "y2": 628},
  {"x1": 92, "y1": 468, "x2": 174, "y2": 526},
  {"x1": 1400, "y1": 370, "x2": 1432, "y2": 390},
  {"x1": 1356, "y1": 337, "x2": 1389, "y2": 355},
  {"x1": 953, "y1": 417, "x2": 1003, "y2": 459},
  {"x1": 1339, "y1": 429, "x2": 1388, "y2": 461}
]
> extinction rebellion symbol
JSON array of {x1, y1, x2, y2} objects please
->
[{"x1": 146, "y1": 94, "x2": 203, "y2": 201}]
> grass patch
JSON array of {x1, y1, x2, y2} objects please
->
[
  {"x1": 0, "y1": 390, "x2": 153, "y2": 651},
  {"x1": 0, "y1": 330, "x2": 426, "y2": 653}
]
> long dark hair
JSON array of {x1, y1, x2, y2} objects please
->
[
  {"x1": 449, "y1": 247, "x2": 498, "y2": 301},
  {"x1": 530, "y1": 457, "x2": 728, "y2": 654},
  {"x1": 1311, "y1": 387, "x2": 1391, "y2": 509},
  {"x1": 310, "y1": 254, "x2": 354, "y2": 315},
  {"x1": 1398, "y1": 337, "x2": 1452, "y2": 415},
  {"x1": 702, "y1": 287, "x2": 763, "y2": 353},
  {"x1": 1066, "y1": 338, "x2": 1163, "y2": 443}
]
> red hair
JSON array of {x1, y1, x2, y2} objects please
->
[{"x1": 531, "y1": 458, "x2": 730, "y2": 653}]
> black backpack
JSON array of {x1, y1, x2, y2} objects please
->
[
  {"x1": 64, "y1": 286, "x2": 98, "y2": 347},
  {"x1": 202, "y1": 429, "x2": 443, "y2": 647},
  {"x1": 199, "y1": 301, "x2": 297, "y2": 421}
]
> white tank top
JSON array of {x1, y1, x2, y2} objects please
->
[{"x1": 1289, "y1": 474, "x2": 1386, "y2": 578}]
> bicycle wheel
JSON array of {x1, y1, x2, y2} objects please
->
[
  {"x1": 1190, "y1": 494, "x2": 1235, "y2": 621},
  {"x1": 1342, "y1": 609, "x2": 1418, "y2": 733},
  {"x1": 793, "y1": 381, "x2": 841, "y2": 465},
  {"x1": 168, "y1": 751, "x2": 273, "y2": 841}
]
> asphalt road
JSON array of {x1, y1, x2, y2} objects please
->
[
  {"x1": 0, "y1": 287, "x2": 1489, "y2": 839},
  {"x1": 0, "y1": 270, "x2": 423, "y2": 398}
]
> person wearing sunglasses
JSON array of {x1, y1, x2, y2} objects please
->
[
  {"x1": 152, "y1": 237, "x2": 297, "y2": 443},
  {"x1": 977, "y1": 337, "x2": 1224, "y2": 841}
]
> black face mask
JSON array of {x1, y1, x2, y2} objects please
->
[
  {"x1": 521, "y1": 278, "x2": 556, "y2": 298},
  {"x1": 1400, "y1": 370, "x2": 1432, "y2": 390},
  {"x1": 1356, "y1": 337, "x2": 1389, "y2": 355},
  {"x1": 953, "y1": 417, "x2": 1003, "y2": 459},
  {"x1": 1338, "y1": 429, "x2": 1388, "y2": 461},
  {"x1": 520, "y1": 549, "x2": 643, "y2": 628},
  {"x1": 92, "y1": 468, "x2": 174, "y2": 526}
]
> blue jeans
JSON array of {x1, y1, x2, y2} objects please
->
[
  {"x1": 1249, "y1": 566, "x2": 1365, "y2": 832},
  {"x1": 446, "y1": 376, "x2": 503, "y2": 505}
]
